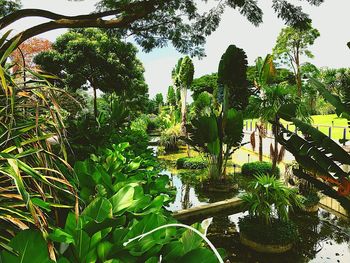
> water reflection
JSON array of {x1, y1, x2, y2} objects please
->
[
  {"x1": 205, "y1": 209, "x2": 350, "y2": 263},
  {"x1": 158, "y1": 152, "x2": 350, "y2": 262}
]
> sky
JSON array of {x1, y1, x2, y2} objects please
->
[{"x1": 5, "y1": 0, "x2": 350, "y2": 98}]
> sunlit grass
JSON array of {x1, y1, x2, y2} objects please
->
[{"x1": 245, "y1": 114, "x2": 349, "y2": 141}]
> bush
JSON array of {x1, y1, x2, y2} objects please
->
[
  {"x1": 302, "y1": 192, "x2": 320, "y2": 207},
  {"x1": 176, "y1": 156, "x2": 207, "y2": 169},
  {"x1": 241, "y1": 161, "x2": 280, "y2": 178},
  {"x1": 238, "y1": 216, "x2": 298, "y2": 245},
  {"x1": 159, "y1": 124, "x2": 181, "y2": 152}
]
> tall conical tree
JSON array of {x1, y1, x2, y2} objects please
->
[{"x1": 178, "y1": 56, "x2": 195, "y2": 135}]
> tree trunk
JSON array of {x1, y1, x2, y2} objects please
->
[
  {"x1": 93, "y1": 86, "x2": 98, "y2": 119},
  {"x1": 180, "y1": 87, "x2": 187, "y2": 136},
  {"x1": 259, "y1": 133, "x2": 263, "y2": 162},
  {"x1": 272, "y1": 116, "x2": 279, "y2": 172},
  {"x1": 180, "y1": 86, "x2": 191, "y2": 157},
  {"x1": 295, "y1": 46, "x2": 302, "y2": 97}
]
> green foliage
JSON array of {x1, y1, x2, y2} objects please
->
[
  {"x1": 167, "y1": 86, "x2": 177, "y2": 107},
  {"x1": 176, "y1": 157, "x2": 208, "y2": 170},
  {"x1": 0, "y1": 0, "x2": 21, "y2": 16},
  {"x1": 160, "y1": 124, "x2": 182, "y2": 153},
  {"x1": 302, "y1": 191, "x2": 320, "y2": 208},
  {"x1": 66, "y1": 98, "x2": 129, "y2": 161},
  {"x1": 179, "y1": 56, "x2": 195, "y2": 89},
  {"x1": 238, "y1": 216, "x2": 298, "y2": 245},
  {"x1": 34, "y1": 28, "x2": 148, "y2": 114},
  {"x1": 0, "y1": 230, "x2": 52, "y2": 263},
  {"x1": 191, "y1": 91, "x2": 213, "y2": 116},
  {"x1": 276, "y1": 103, "x2": 350, "y2": 189},
  {"x1": 310, "y1": 77, "x2": 350, "y2": 120},
  {"x1": 190, "y1": 73, "x2": 218, "y2": 101},
  {"x1": 217, "y1": 44, "x2": 249, "y2": 111},
  {"x1": 42, "y1": 142, "x2": 220, "y2": 262},
  {"x1": 0, "y1": 38, "x2": 75, "y2": 251},
  {"x1": 273, "y1": 25, "x2": 320, "y2": 62},
  {"x1": 186, "y1": 109, "x2": 244, "y2": 179},
  {"x1": 241, "y1": 174, "x2": 301, "y2": 224},
  {"x1": 155, "y1": 93, "x2": 164, "y2": 107},
  {"x1": 241, "y1": 162, "x2": 280, "y2": 178}
]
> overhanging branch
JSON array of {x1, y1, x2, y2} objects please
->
[{"x1": 0, "y1": 3, "x2": 157, "y2": 53}]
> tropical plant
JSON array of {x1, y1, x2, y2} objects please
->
[
  {"x1": 185, "y1": 45, "x2": 248, "y2": 180},
  {"x1": 167, "y1": 86, "x2": 177, "y2": 107},
  {"x1": 160, "y1": 124, "x2": 182, "y2": 153},
  {"x1": 0, "y1": 34, "x2": 76, "y2": 257},
  {"x1": 172, "y1": 56, "x2": 194, "y2": 136},
  {"x1": 1, "y1": 142, "x2": 226, "y2": 262},
  {"x1": 248, "y1": 83, "x2": 308, "y2": 172},
  {"x1": 241, "y1": 174, "x2": 301, "y2": 225},
  {"x1": 249, "y1": 54, "x2": 276, "y2": 161},
  {"x1": 274, "y1": 103, "x2": 350, "y2": 209},
  {"x1": 66, "y1": 98, "x2": 129, "y2": 162}
]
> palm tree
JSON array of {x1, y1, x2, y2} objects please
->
[
  {"x1": 249, "y1": 84, "x2": 292, "y2": 171},
  {"x1": 250, "y1": 54, "x2": 276, "y2": 161}
]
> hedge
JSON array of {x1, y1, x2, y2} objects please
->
[
  {"x1": 241, "y1": 161, "x2": 280, "y2": 178},
  {"x1": 176, "y1": 156, "x2": 207, "y2": 169}
]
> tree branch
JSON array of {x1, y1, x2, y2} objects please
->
[
  {"x1": 0, "y1": 0, "x2": 160, "y2": 30},
  {"x1": 1, "y1": 4, "x2": 156, "y2": 53}
]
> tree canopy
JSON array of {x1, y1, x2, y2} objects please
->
[
  {"x1": 34, "y1": 28, "x2": 148, "y2": 116},
  {"x1": 273, "y1": 24, "x2": 320, "y2": 96},
  {"x1": 1, "y1": 0, "x2": 325, "y2": 56}
]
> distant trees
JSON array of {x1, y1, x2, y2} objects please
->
[
  {"x1": 190, "y1": 73, "x2": 218, "y2": 101},
  {"x1": 34, "y1": 28, "x2": 148, "y2": 118},
  {"x1": 10, "y1": 37, "x2": 51, "y2": 71},
  {"x1": 155, "y1": 93, "x2": 164, "y2": 107},
  {"x1": 166, "y1": 86, "x2": 177, "y2": 107},
  {"x1": 273, "y1": 25, "x2": 320, "y2": 97}
]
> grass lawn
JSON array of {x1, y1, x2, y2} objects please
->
[{"x1": 245, "y1": 114, "x2": 349, "y2": 141}]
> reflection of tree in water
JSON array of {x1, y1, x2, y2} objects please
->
[
  {"x1": 181, "y1": 183, "x2": 191, "y2": 209},
  {"x1": 290, "y1": 209, "x2": 350, "y2": 261},
  {"x1": 206, "y1": 209, "x2": 350, "y2": 263},
  {"x1": 207, "y1": 215, "x2": 237, "y2": 237}
]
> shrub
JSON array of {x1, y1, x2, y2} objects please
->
[
  {"x1": 241, "y1": 161, "x2": 280, "y2": 178},
  {"x1": 302, "y1": 191, "x2": 320, "y2": 207},
  {"x1": 176, "y1": 156, "x2": 207, "y2": 169},
  {"x1": 159, "y1": 124, "x2": 181, "y2": 152},
  {"x1": 238, "y1": 216, "x2": 298, "y2": 245}
]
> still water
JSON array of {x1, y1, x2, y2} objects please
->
[{"x1": 159, "y1": 157, "x2": 350, "y2": 262}]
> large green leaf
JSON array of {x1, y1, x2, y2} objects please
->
[
  {"x1": 224, "y1": 108, "x2": 244, "y2": 146},
  {"x1": 82, "y1": 197, "x2": 113, "y2": 223},
  {"x1": 180, "y1": 248, "x2": 218, "y2": 263},
  {"x1": 0, "y1": 230, "x2": 52, "y2": 263},
  {"x1": 110, "y1": 185, "x2": 135, "y2": 214}
]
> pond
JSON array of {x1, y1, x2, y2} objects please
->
[{"x1": 156, "y1": 147, "x2": 350, "y2": 262}]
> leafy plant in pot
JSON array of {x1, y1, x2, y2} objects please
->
[{"x1": 238, "y1": 174, "x2": 301, "y2": 253}]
